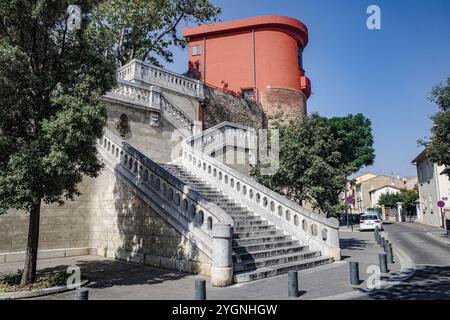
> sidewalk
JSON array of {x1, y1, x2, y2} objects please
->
[{"x1": 0, "y1": 230, "x2": 402, "y2": 300}]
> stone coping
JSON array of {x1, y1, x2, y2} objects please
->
[
  {"x1": 0, "y1": 248, "x2": 95, "y2": 264},
  {"x1": 0, "y1": 279, "x2": 89, "y2": 300}
]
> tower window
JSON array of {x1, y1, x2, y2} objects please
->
[
  {"x1": 192, "y1": 45, "x2": 201, "y2": 56},
  {"x1": 242, "y1": 88, "x2": 254, "y2": 101},
  {"x1": 297, "y1": 45, "x2": 303, "y2": 69}
]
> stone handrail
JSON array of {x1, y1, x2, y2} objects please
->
[
  {"x1": 161, "y1": 94, "x2": 194, "y2": 133},
  {"x1": 181, "y1": 134, "x2": 341, "y2": 260},
  {"x1": 187, "y1": 121, "x2": 257, "y2": 157},
  {"x1": 97, "y1": 129, "x2": 234, "y2": 268},
  {"x1": 117, "y1": 59, "x2": 204, "y2": 99},
  {"x1": 103, "y1": 79, "x2": 157, "y2": 110}
]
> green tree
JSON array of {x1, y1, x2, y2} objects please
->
[
  {"x1": 398, "y1": 189, "x2": 419, "y2": 213},
  {"x1": 0, "y1": 0, "x2": 116, "y2": 285},
  {"x1": 377, "y1": 192, "x2": 400, "y2": 208},
  {"x1": 252, "y1": 113, "x2": 375, "y2": 217},
  {"x1": 422, "y1": 77, "x2": 450, "y2": 178},
  {"x1": 88, "y1": 0, "x2": 221, "y2": 66}
]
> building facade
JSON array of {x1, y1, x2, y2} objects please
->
[
  {"x1": 412, "y1": 150, "x2": 450, "y2": 228},
  {"x1": 345, "y1": 172, "x2": 413, "y2": 213},
  {"x1": 183, "y1": 15, "x2": 311, "y2": 121}
]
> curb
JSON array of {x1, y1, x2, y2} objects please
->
[
  {"x1": 313, "y1": 232, "x2": 416, "y2": 300},
  {"x1": 0, "y1": 279, "x2": 89, "y2": 300}
]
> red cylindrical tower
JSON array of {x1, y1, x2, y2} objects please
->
[{"x1": 183, "y1": 15, "x2": 311, "y2": 120}]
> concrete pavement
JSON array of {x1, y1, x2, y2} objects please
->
[{"x1": 0, "y1": 229, "x2": 403, "y2": 300}]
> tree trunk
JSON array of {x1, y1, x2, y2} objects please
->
[{"x1": 20, "y1": 200, "x2": 41, "y2": 286}]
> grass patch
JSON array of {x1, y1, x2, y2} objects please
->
[{"x1": 0, "y1": 269, "x2": 69, "y2": 293}]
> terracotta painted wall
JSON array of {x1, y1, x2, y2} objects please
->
[{"x1": 188, "y1": 27, "x2": 305, "y2": 98}]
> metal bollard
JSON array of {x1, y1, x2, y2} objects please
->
[
  {"x1": 195, "y1": 279, "x2": 206, "y2": 300},
  {"x1": 378, "y1": 234, "x2": 383, "y2": 246},
  {"x1": 349, "y1": 261, "x2": 360, "y2": 285},
  {"x1": 74, "y1": 288, "x2": 89, "y2": 300},
  {"x1": 288, "y1": 270, "x2": 299, "y2": 297},
  {"x1": 379, "y1": 253, "x2": 389, "y2": 273},
  {"x1": 387, "y1": 244, "x2": 394, "y2": 264},
  {"x1": 374, "y1": 227, "x2": 379, "y2": 242},
  {"x1": 383, "y1": 238, "x2": 389, "y2": 252}
]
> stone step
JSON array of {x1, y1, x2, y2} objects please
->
[
  {"x1": 233, "y1": 256, "x2": 334, "y2": 283},
  {"x1": 230, "y1": 216, "x2": 262, "y2": 222},
  {"x1": 232, "y1": 230, "x2": 284, "y2": 239},
  {"x1": 232, "y1": 240, "x2": 301, "y2": 253},
  {"x1": 232, "y1": 245, "x2": 309, "y2": 263},
  {"x1": 233, "y1": 225, "x2": 277, "y2": 232},
  {"x1": 232, "y1": 235, "x2": 291, "y2": 246},
  {"x1": 234, "y1": 220, "x2": 268, "y2": 227},
  {"x1": 233, "y1": 250, "x2": 322, "y2": 273}
]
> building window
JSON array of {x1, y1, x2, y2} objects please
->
[
  {"x1": 297, "y1": 45, "x2": 303, "y2": 69},
  {"x1": 192, "y1": 45, "x2": 201, "y2": 56},
  {"x1": 242, "y1": 88, "x2": 254, "y2": 101}
]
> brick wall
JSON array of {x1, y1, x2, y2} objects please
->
[
  {"x1": 260, "y1": 87, "x2": 307, "y2": 122},
  {"x1": 202, "y1": 86, "x2": 267, "y2": 130}
]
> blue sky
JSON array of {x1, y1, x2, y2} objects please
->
[{"x1": 165, "y1": 0, "x2": 450, "y2": 178}]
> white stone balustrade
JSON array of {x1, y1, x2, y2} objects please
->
[
  {"x1": 161, "y1": 95, "x2": 194, "y2": 132},
  {"x1": 181, "y1": 136, "x2": 341, "y2": 261},
  {"x1": 187, "y1": 122, "x2": 257, "y2": 161},
  {"x1": 117, "y1": 59, "x2": 204, "y2": 99},
  {"x1": 97, "y1": 129, "x2": 234, "y2": 285},
  {"x1": 104, "y1": 79, "x2": 160, "y2": 112}
]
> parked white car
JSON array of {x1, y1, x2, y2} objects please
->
[{"x1": 359, "y1": 213, "x2": 383, "y2": 231}]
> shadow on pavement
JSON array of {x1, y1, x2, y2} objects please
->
[
  {"x1": 39, "y1": 259, "x2": 191, "y2": 289},
  {"x1": 366, "y1": 265, "x2": 450, "y2": 300},
  {"x1": 339, "y1": 238, "x2": 370, "y2": 251}
]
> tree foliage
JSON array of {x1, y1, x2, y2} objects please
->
[
  {"x1": 422, "y1": 76, "x2": 450, "y2": 178},
  {"x1": 252, "y1": 113, "x2": 375, "y2": 217},
  {"x1": 377, "y1": 192, "x2": 400, "y2": 208},
  {"x1": 377, "y1": 189, "x2": 419, "y2": 212},
  {"x1": 0, "y1": 0, "x2": 116, "y2": 284},
  {"x1": 88, "y1": 0, "x2": 221, "y2": 66}
]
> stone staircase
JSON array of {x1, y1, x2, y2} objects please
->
[{"x1": 163, "y1": 163, "x2": 333, "y2": 283}]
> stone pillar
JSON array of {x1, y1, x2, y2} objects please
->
[
  {"x1": 211, "y1": 223, "x2": 233, "y2": 287},
  {"x1": 149, "y1": 86, "x2": 161, "y2": 111},
  {"x1": 415, "y1": 200, "x2": 422, "y2": 223},
  {"x1": 397, "y1": 202, "x2": 403, "y2": 222},
  {"x1": 193, "y1": 120, "x2": 202, "y2": 135},
  {"x1": 381, "y1": 205, "x2": 386, "y2": 221}
]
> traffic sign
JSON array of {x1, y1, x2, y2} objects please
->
[
  {"x1": 346, "y1": 196, "x2": 354, "y2": 204},
  {"x1": 437, "y1": 200, "x2": 445, "y2": 208}
]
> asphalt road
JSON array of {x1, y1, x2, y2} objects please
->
[{"x1": 361, "y1": 222, "x2": 450, "y2": 300}]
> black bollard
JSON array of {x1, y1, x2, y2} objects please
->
[
  {"x1": 74, "y1": 288, "x2": 89, "y2": 300},
  {"x1": 374, "y1": 227, "x2": 379, "y2": 242},
  {"x1": 349, "y1": 261, "x2": 360, "y2": 285},
  {"x1": 377, "y1": 235, "x2": 383, "y2": 246},
  {"x1": 195, "y1": 279, "x2": 206, "y2": 300},
  {"x1": 379, "y1": 253, "x2": 389, "y2": 273},
  {"x1": 288, "y1": 270, "x2": 299, "y2": 297},
  {"x1": 383, "y1": 238, "x2": 389, "y2": 252},
  {"x1": 387, "y1": 244, "x2": 394, "y2": 264}
]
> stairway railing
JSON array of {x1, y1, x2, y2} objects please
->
[
  {"x1": 97, "y1": 129, "x2": 234, "y2": 286},
  {"x1": 117, "y1": 59, "x2": 204, "y2": 99},
  {"x1": 181, "y1": 127, "x2": 341, "y2": 261},
  {"x1": 187, "y1": 121, "x2": 257, "y2": 159}
]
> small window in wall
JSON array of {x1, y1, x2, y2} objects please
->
[
  {"x1": 192, "y1": 45, "x2": 201, "y2": 56},
  {"x1": 242, "y1": 88, "x2": 254, "y2": 101},
  {"x1": 297, "y1": 45, "x2": 303, "y2": 69}
]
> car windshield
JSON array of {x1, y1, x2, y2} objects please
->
[{"x1": 361, "y1": 215, "x2": 378, "y2": 221}]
